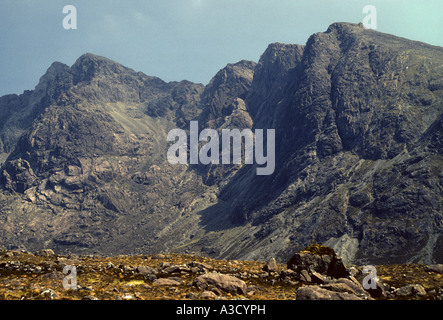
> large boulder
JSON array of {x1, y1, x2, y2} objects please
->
[
  {"x1": 296, "y1": 285, "x2": 364, "y2": 300},
  {"x1": 296, "y1": 277, "x2": 373, "y2": 300},
  {"x1": 193, "y1": 272, "x2": 247, "y2": 295},
  {"x1": 394, "y1": 284, "x2": 427, "y2": 298},
  {"x1": 425, "y1": 264, "x2": 443, "y2": 274},
  {"x1": 287, "y1": 244, "x2": 348, "y2": 279}
]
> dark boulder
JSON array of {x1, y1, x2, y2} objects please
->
[{"x1": 287, "y1": 244, "x2": 348, "y2": 279}]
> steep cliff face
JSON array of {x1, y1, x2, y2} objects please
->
[
  {"x1": 199, "y1": 60, "x2": 256, "y2": 128},
  {"x1": 0, "y1": 53, "x2": 207, "y2": 252},
  {"x1": 0, "y1": 23, "x2": 442, "y2": 265},
  {"x1": 215, "y1": 23, "x2": 443, "y2": 264}
]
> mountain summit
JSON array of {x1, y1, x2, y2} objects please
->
[{"x1": 0, "y1": 23, "x2": 442, "y2": 265}]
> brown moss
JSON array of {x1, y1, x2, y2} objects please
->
[
  {"x1": 0, "y1": 251, "x2": 441, "y2": 300},
  {"x1": 300, "y1": 244, "x2": 336, "y2": 256}
]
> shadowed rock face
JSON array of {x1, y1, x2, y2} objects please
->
[{"x1": 0, "y1": 23, "x2": 442, "y2": 265}]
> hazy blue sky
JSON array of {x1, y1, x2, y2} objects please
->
[{"x1": 0, "y1": 0, "x2": 442, "y2": 96}]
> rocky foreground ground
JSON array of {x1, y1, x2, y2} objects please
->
[{"x1": 0, "y1": 245, "x2": 442, "y2": 300}]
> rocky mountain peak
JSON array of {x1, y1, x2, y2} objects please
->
[
  {"x1": 0, "y1": 23, "x2": 441, "y2": 266},
  {"x1": 199, "y1": 60, "x2": 256, "y2": 128},
  {"x1": 246, "y1": 42, "x2": 304, "y2": 126},
  {"x1": 325, "y1": 21, "x2": 364, "y2": 32},
  {"x1": 70, "y1": 53, "x2": 129, "y2": 84}
]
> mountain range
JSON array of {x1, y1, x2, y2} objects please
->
[{"x1": 0, "y1": 22, "x2": 442, "y2": 265}]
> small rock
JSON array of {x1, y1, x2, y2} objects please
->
[
  {"x1": 136, "y1": 265, "x2": 156, "y2": 275},
  {"x1": 34, "y1": 266, "x2": 43, "y2": 273},
  {"x1": 193, "y1": 272, "x2": 247, "y2": 295},
  {"x1": 263, "y1": 258, "x2": 279, "y2": 273},
  {"x1": 78, "y1": 286, "x2": 94, "y2": 292},
  {"x1": 280, "y1": 269, "x2": 296, "y2": 278},
  {"x1": 159, "y1": 262, "x2": 171, "y2": 268},
  {"x1": 152, "y1": 278, "x2": 182, "y2": 286},
  {"x1": 190, "y1": 267, "x2": 200, "y2": 273},
  {"x1": 187, "y1": 261, "x2": 214, "y2": 271},
  {"x1": 42, "y1": 271, "x2": 65, "y2": 280},
  {"x1": 144, "y1": 274, "x2": 157, "y2": 281},
  {"x1": 347, "y1": 266, "x2": 361, "y2": 277},
  {"x1": 35, "y1": 249, "x2": 55, "y2": 257},
  {"x1": 200, "y1": 291, "x2": 217, "y2": 299},
  {"x1": 40, "y1": 288, "x2": 59, "y2": 300},
  {"x1": 300, "y1": 269, "x2": 311, "y2": 282},
  {"x1": 67, "y1": 253, "x2": 79, "y2": 259},
  {"x1": 186, "y1": 292, "x2": 199, "y2": 299},
  {"x1": 82, "y1": 295, "x2": 99, "y2": 300},
  {"x1": 395, "y1": 284, "x2": 427, "y2": 297},
  {"x1": 425, "y1": 264, "x2": 443, "y2": 274},
  {"x1": 310, "y1": 271, "x2": 325, "y2": 284},
  {"x1": 162, "y1": 264, "x2": 191, "y2": 274},
  {"x1": 209, "y1": 286, "x2": 224, "y2": 296},
  {"x1": 296, "y1": 285, "x2": 367, "y2": 300}
]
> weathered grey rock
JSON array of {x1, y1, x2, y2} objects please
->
[
  {"x1": 299, "y1": 269, "x2": 311, "y2": 282},
  {"x1": 425, "y1": 264, "x2": 443, "y2": 274},
  {"x1": 296, "y1": 273, "x2": 376, "y2": 300},
  {"x1": 152, "y1": 278, "x2": 182, "y2": 286},
  {"x1": 144, "y1": 274, "x2": 157, "y2": 282},
  {"x1": 187, "y1": 261, "x2": 214, "y2": 271},
  {"x1": 136, "y1": 265, "x2": 156, "y2": 276},
  {"x1": 327, "y1": 278, "x2": 371, "y2": 298},
  {"x1": 199, "y1": 291, "x2": 217, "y2": 299},
  {"x1": 42, "y1": 271, "x2": 65, "y2": 280},
  {"x1": 263, "y1": 258, "x2": 279, "y2": 273},
  {"x1": 185, "y1": 292, "x2": 199, "y2": 299},
  {"x1": 395, "y1": 284, "x2": 427, "y2": 297},
  {"x1": 162, "y1": 264, "x2": 191, "y2": 274},
  {"x1": 193, "y1": 272, "x2": 247, "y2": 295},
  {"x1": 280, "y1": 269, "x2": 296, "y2": 278},
  {"x1": 296, "y1": 285, "x2": 366, "y2": 300},
  {"x1": 310, "y1": 271, "x2": 326, "y2": 284},
  {"x1": 35, "y1": 249, "x2": 55, "y2": 257},
  {"x1": 287, "y1": 246, "x2": 348, "y2": 279},
  {"x1": 40, "y1": 288, "x2": 59, "y2": 300}
]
